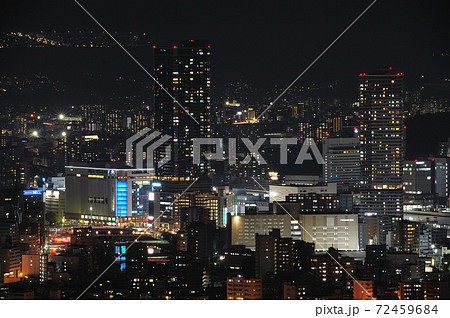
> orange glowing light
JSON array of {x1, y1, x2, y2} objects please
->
[{"x1": 52, "y1": 236, "x2": 70, "y2": 244}]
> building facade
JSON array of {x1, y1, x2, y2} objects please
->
[
  {"x1": 154, "y1": 40, "x2": 211, "y2": 180},
  {"x1": 299, "y1": 213, "x2": 359, "y2": 251},
  {"x1": 359, "y1": 70, "x2": 405, "y2": 244},
  {"x1": 226, "y1": 277, "x2": 262, "y2": 300},
  {"x1": 323, "y1": 137, "x2": 360, "y2": 191},
  {"x1": 230, "y1": 214, "x2": 291, "y2": 250}
]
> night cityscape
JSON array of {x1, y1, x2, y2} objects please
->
[{"x1": 1, "y1": 0, "x2": 450, "y2": 305}]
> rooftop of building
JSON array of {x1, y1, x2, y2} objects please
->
[{"x1": 359, "y1": 68, "x2": 404, "y2": 76}]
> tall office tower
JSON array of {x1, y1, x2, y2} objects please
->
[
  {"x1": 154, "y1": 40, "x2": 211, "y2": 180},
  {"x1": 323, "y1": 137, "x2": 360, "y2": 192},
  {"x1": 359, "y1": 70, "x2": 405, "y2": 245}
]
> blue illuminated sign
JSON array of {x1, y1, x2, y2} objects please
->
[
  {"x1": 115, "y1": 246, "x2": 127, "y2": 255},
  {"x1": 115, "y1": 245, "x2": 127, "y2": 271},
  {"x1": 116, "y1": 180, "x2": 128, "y2": 217},
  {"x1": 23, "y1": 189, "x2": 42, "y2": 196}
]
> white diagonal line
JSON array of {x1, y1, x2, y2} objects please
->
[
  {"x1": 73, "y1": 0, "x2": 200, "y2": 125},
  {"x1": 256, "y1": 0, "x2": 378, "y2": 120},
  {"x1": 251, "y1": 177, "x2": 376, "y2": 300},
  {"x1": 76, "y1": 177, "x2": 199, "y2": 300}
]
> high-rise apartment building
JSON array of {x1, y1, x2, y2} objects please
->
[
  {"x1": 359, "y1": 70, "x2": 405, "y2": 244},
  {"x1": 154, "y1": 40, "x2": 211, "y2": 180}
]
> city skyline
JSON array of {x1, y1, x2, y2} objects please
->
[
  {"x1": 0, "y1": 0, "x2": 450, "y2": 305},
  {"x1": 1, "y1": 1, "x2": 450, "y2": 91}
]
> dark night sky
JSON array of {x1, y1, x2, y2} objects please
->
[{"x1": 1, "y1": 0, "x2": 450, "y2": 91}]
